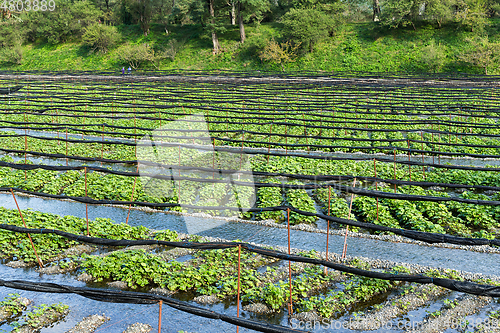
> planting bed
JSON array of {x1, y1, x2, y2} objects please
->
[{"x1": 0, "y1": 72, "x2": 499, "y2": 332}]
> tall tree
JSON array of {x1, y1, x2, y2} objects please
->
[
  {"x1": 207, "y1": 0, "x2": 220, "y2": 53},
  {"x1": 227, "y1": 0, "x2": 236, "y2": 24},
  {"x1": 125, "y1": 0, "x2": 154, "y2": 35},
  {"x1": 235, "y1": 0, "x2": 270, "y2": 43},
  {"x1": 237, "y1": 1, "x2": 245, "y2": 42},
  {"x1": 373, "y1": 0, "x2": 380, "y2": 21}
]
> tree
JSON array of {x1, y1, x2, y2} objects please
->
[
  {"x1": 379, "y1": 0, "x2": 418, "y2": 29},
  {"x1": 281, "y1": 8, "x2": 338, "y2": 52},
  {"x1": 82, "y1": 23, "x2": 119, "y2": 53},
  {"x1": 122, "y1": 0, "x2": 155, "y2": 35},
  {"x1": 373, "y1": 0, "x2": 381, "y2": 21},
  {"x1": 259, "y1": 38, "x2": 300, "y2": 70},
  {"x1": 23, "y1": 0, "x2": 102, "y2": 44},
  {"x1": 235, "y1": 0, "x2": 270, "y2": 43},
  {"x1": 458, "y1": 37, "x2": 500, "y2": 74},
  {"x1": 169, "y1": 0, "x2": 205, "y2": 24},
  {"x1": 117, "y1": 43, "x2": 156, "y2": 68},
  {"x1": 454, "y1": 0, "x2": 489, "y2": 32},
  {"x1": 207, "y1": 0, "x2": 221, "y2": 53},
  {"x1": 424, "y1": 0, "x2": 455, "y2": 28}
]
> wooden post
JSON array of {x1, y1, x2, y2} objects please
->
[
  {"x1": 341, "y1": 177, "x2": 356, "y2": 261},
  {"x1": 287, "y1": 208, "x2": 293, "y2": 315},
  {"x1": 66, "y1": 127, "x2": 69, "y2": 166},
  {"x1": 158, "y1": 300, "x2": 162, "y2": 333},
  {"x1": 236, "y1": 244, "x2": 242, "y2": 333},
  {"x1": 393, "y1": 149, "x2": 397, "y2": 193},
  {"x1": 324, "y1": 185, "x2": 331, "y2": 275},
  {"x1": 10, "y1": 189, "x2": 43, "y2": 268},
  {"x1": 85, "y1": 167, "x2": 89, "y2": 236},
  {"x1": 374, "y1": 159, "x2": 379, "y2": 222},
  {"x1": 126, "y1": 164, "x2": 139, "y2": 224},
  {"x1": 407, "y1": 139, "x2": 411, "y2": 181}
]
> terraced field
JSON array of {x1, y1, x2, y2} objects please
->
[{"x1": 0, "y1": 72, "x2": 499, "y2": 332}]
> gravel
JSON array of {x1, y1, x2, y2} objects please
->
[
  {"x1": 410, "y1": 294, "x2": 492, "y2": 333},
  {"x1": 66, "y1": 314, "x2": 110, "y2": 333},
  {"x1": 107, "y1": 281, "x2": 128, "y2": 289},
  {"x1": 348, "y1": 284, "x2": 449, "y2": 330},
  {"x1": 242, "y1": 303, "x2": 271, "y2": 314},
  {"x1": 76, "y1": 273, "x2": 93, "y2": 282},
  {"x1": 122, "y1": 323, "x2": 152, "y2": 333},
  {"x1": 6, "y1": 260, "x2": 31, "y2": 268},
  {"x1": 149, "y1": 288, "x2": 174, "y2": 296},
  {"x1": 193, "y1": 295, "x2": 219, "y2": 305}
]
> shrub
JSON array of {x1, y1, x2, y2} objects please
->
[
  {"x1": 458, "y1": 36, "x2": 500, "y2": 74},
  {"x1": 117, "y1": 43, "x2": 155, "y2": 69},
  {"x1": 259, "y1": 38, "x2": 300, "y2": 71},
  {"x1": 156, "y1": 38, "x2": 185, "y2": 62},
  {"x1": 0, "y1": 43, "x2": 23, "y2": 65},
  {"x1": 82, "y1": 24, "x2": 119, "y2": 53},
  {"x1": 23, "y1": 0, "x2": 102, "y2": 44},
  {"x1": 419, "y1": 40, "x2": 447, "y2": 72},
  {"x1": 280, "y1": 8, "x2": 338, "y2": 52}
]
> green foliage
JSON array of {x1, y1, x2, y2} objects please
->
[
  {"x1": 353, "y1": 195, "x2": 401, "y2": 231},
  {"x1": 157, "y1": 38, "x2": 185, "y2": 61},
  {"x1": 458, "y1": 36, "x2": 500, "y2": 74},
  {"x1": 281, "y1": 8, "x2": 338, "y2": 52},
  {"x1": 169, "y1": 0, "x2": 205, "y2": 25},
  {"x1": 418, "y1": 40, "x2": 447, "y2": 72},
  {"x1": 379, "y1": 0, "x2": 417, "y2": 28},
  {"x1": 256, "y1": 178, "x2": 284, "y2": 222},
  {"x1": 0, "y1": 206, "x2": 157, "y2": 263},
  {"x1": 117, "y1": 42, "x2": 156, "y2": 68},
  {"x1": 82, "y1": 249, "x2": 180, "y2": 288},
  {"x1": 82, "y1": 24, "x2": 120, "y2": 53},
  {"x1": 285, "y1": 180, "x2": 317, "y2": 225},
  {"x1": 259, "y1": 38, "x2": 300, "y2": 70},
  {"x1": 0, "y1": 43, "x2": 23, "y2": 65},
  {"x1": 121, "y1": 0, "x2": 155, "y2": 35},
  {"x1": 424, "y1": 0, "x2": 456, "y2": 28},
  {"x1": 0, "y1": 294, "x2": 24, "y2": 316},
  {"x1": 23, "y1": 0, "x2": 102, "y2": 44},
  {"x1": 9, "y1": 303, "x2": 68, "y2": 331},
  {"x1": 455, "y1": 0, "x2": 489, "y2": 32}
]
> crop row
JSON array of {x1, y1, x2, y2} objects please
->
[
  {"x1": 0, "y1": 205, "x2": 179, "y2": 264},
  {"x1": 1, "y1": 158, "x2": 499, "y2": 239},
  {"x1": 1, "y1": 205, "x2": 499, "y2": 324},
  {"x1": 2, "y1": 80, "x2": 500, "y2": 158}
]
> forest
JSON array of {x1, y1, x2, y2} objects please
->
[{"x1": 1, "y1": 0, "x2": 500, "y2": 72}]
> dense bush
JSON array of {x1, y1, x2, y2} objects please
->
[
  {"x1": 82, "y1": 24, "x2": 120, "y2": 53},
  {"x1": 280, "y1": 8, "x2": 339, "y2": 52},
  {"x1": 23, "y1": 0, "x2": 102, "y2": 44},
  {"x1": 116, "y1": 43, "x2": 156, "y2": 68}
]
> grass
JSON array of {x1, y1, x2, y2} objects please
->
[{"x1": 3, "y1": 19, "x2": 500, "y2": 73}]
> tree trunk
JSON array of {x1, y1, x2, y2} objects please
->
[
  {"x1": 208, "y1": 0, "x2": 220, "y2": 54},
  {"x1": 237, "y1": 1, "x2": 245, "y2": 43},
  {"x1": 373, "y1": 0, "x2": 381, "y2": 21},
  {"x1": 231, "y1": 1, "x2": 236, "y2": 25},
  {"x1": 212, "y1": 32, "x2": 220, "y2": 54}
]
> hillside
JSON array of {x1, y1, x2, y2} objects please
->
[{"x1": 2, "y1": 20, "x2": 500, "y2": 74}]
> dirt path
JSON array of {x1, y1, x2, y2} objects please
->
[{"x1": 1, "y1": 73, "x2": 500, "y2": 88}]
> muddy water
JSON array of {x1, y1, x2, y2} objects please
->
[{"x1": 1, "y1": 193, "x2": 499, "y2": 278}]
